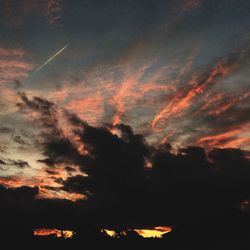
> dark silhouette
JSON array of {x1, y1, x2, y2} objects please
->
[{"x1": 0, "y1": 94, "x2": 249, "y2": 249}]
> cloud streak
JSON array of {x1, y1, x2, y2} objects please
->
[{"x1": 0, "y1": 47, "x2": 32, "y2": 85}]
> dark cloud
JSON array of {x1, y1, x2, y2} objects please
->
[
  {"x1": 3, "y1": 92, "x2": 248, "y2": 247},
  {"x1": 38, "y1": 158, "x2": 55, "y2": 166},
  {"x1": 13, "y1": 79, "x2": 22, "y2": 89},
  {"x1": 0, "y1": 159, "x2": 7, "y2": 165},
  {"x1": 45, "y1": 169, "x2": 58, "y2": 175},
  {"x1": 0, "y1": 184, "x2": 101, "y2": 245},
  {"x1": 0, "y1": 158, "x2": 30, "y2": 169},
  {"x1": 18, "y1": 92, "x2": 56, "y2": 122},
  {"x1": 1, "y1": 1, "x2": 250, "y2": 246},
  {"x1": 13, "y1": 135, "x2": 29, "y2": 146},
  {"x1": 11, "y1": 159, "x2": 30, "y2": 168},
  {"x1": 65, "y1": 165, "x2": 76, "y2": 172},
  {"x1": 42, "y1": 137, "x2": 83, "y2": 165},
  {"x1": 17, "y1": 93, "x2": 87, "y2": 167},
  {"x1": 18, "y1": 94, "x2": 250, "y2": 224},
  {"x1": 0, "y1": 127, "x2": 12, "y2": 134}
]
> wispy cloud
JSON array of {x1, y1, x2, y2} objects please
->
[
  {"x1": 0, "y1": 47, "x2": 32, "y2": 85},
  {"x1": 44, "y1": 0, "x2": 63, "y2": 26}
]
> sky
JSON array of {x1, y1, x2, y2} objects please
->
[{"x1": 0, "y1": 0, "x2": 250, "y2": 236}]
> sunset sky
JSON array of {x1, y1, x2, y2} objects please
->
[{"x1": 0, "y1": 1, "x2": 250, "y2": 235}]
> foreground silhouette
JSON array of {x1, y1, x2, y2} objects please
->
[{"x1": 1, "y1": 206, "x2": 250, "y2": 250}]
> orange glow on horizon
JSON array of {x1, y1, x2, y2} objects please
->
[
  {"x1": 33, "y1": 228, "x2": 75, "y2": 239},
  {"x1": 134, "y1": 226, "x2": 172, "y2": 238},
  {"x1": 145, "y1": 158, "x2": 152, "y2": 169},
  {"x1": 102, "y1": 229, "x2": 117, "y2": 237},
  {"x1": 102, "y1": 226, "x2": 172, "y2": 238}
]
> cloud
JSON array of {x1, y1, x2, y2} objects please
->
[
  {"x1": 3, "y1": 82, "x2": 248, "y2": 237},
  {"x1": 0, "y1": 47, "x2": 32, "y2": 85},
  {"x1": 0, "y1": 0, "x2": 38, "y2": 27},
  {"x1": 0, "y1": 0, "x2": 63, "y2": 28},
  {"x1": 0, "y1": 158, "x2": 30, "y2": 169},
  {"x1": 180, "y1": 0, "x2": 202, "y2": 14},
  {"x1": 0, "y1": 127, "x2": 12, "y2": 134},
  {"x1": 44, "y1": 0, "x2": 63, "y2": 26},
  {"x1": 24, "y1": 95, "x2": 250, "y2": 220},
  {"x1": 197, "y1": 121, "x2": 250, "y2": 149},
  {"x1": 13, "y1": 135, "x2": 30, "y2": 146},
  {"x1": 151, "y1": 47, "x2": 246, "y2": 128},
  {"x1": 42, "y1": 38, "x2": 250, "y2": 151},
  {"x1": 10, "y1": 159, "x2": 30, "y2": 168},
  {"x1": 0, "y1": 48, "x2": 24, "y2": 57}
]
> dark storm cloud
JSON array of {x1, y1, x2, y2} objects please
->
[
  {"x1": 1, "y1": 138, "x2": 250, "y2": 234},
  {"x1": 42, "y1": 136, "x2": 86, "y2": 166},
  {"x1": 17, "y1": 93, "x2": 88, "y2": 168},
  {"x1": 1, "y1": 105, "x2": 250, "y2": 247},
  {"x1": 0, "y1": 183, "x2": 92, "y2": 237},
  {"x1": 64, "y1": 135, "x2": 249, "y2": 227},
  {"x1": 15, "y1": 93, "x2": 250, "y2": 229}
]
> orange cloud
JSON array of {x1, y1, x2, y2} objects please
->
[
  {"x1": 111, "y1": 77, "x2": 137, "y2": 125},
  {"x1": 0, "y1": 164, "x2": 86, "y2": 202},
  {"x1": 0, "y1": 47, "x2": 32, "y2": 85},
  {"x1": 110, "y1": 65, "x2": 176, "y2": 126},
  {"x1": 0, "y1": 48, "x2": 24, "y2": 57},
  {"x1": 66, "y1": 94, "x2": 104, "y2": 125},
  {"x1": 194, "y1": 92, "x2": 225, "y2": 116},
  {"x1": 50, "y1": 63, "x2": 176, "y2": 128},
  {"x1": 222, "y1": 137, "x2": 250, "y2": 149},
  {"x1": 0, "y1": 176, "x2": 35, "y2": 188},
  {"x1": 208, "y1": 91, "x2": 250, "y2": 116},
  {"x1": 0, "y1": 60, "x2": 32, "y2": 70},
  {"x1": 35, "y1": 160, "x2": 86, "y2": 201},
  {"x1": 151, "y1": 59, "x2": 240, "y2": 128},
  {"x1": 197, "y1": 122, "x2": 250, "y2": 149},
  {"x1": 160, "y1": 129, "x2": 176, "y2": 145}
]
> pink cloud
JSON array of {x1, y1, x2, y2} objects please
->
[{"x1": 0, "y1": 47, "x2": 32, "y2": 85}]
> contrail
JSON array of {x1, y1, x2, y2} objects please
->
[{"x1": 36, "y1": 45, "x2": 68, "y2": 71}]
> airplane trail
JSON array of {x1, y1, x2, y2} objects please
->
[{"x1": 36, "y1": 45, "x2": 68, "y2": 71}]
